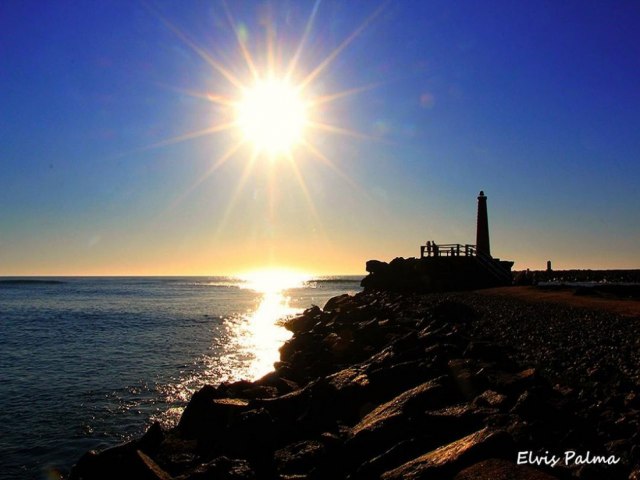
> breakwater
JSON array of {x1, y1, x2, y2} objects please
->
[{"x1": 70, "y1": 286, "x2": 640, "y2": 479}]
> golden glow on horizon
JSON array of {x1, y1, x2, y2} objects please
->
[{"x1": 236, "y1": 78, "x2": 308, "y2": 156}]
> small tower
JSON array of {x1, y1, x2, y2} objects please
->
[{"x1": 476, "y1": 191, "x2": 491, "y2": 257}]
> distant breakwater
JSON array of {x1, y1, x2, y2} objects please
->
[
  {"x1": 515, "y1": 269, "x2": 640, "y2": 285},
  {"x1": 70, "y1": 287, "x2": 640, "y2": 479}
]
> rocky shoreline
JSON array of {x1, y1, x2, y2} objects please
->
[{"x1": 70, "y1": 288, "x2": 640, "y2": 480}]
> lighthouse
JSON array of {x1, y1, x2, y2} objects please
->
[{"x1": 476, "y1": 191, "x2": 490, "y2": 256}]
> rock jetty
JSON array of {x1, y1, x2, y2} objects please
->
[
  {"x1": 70, "y1": 287, "x2": 640, "y2": 479},
  {"x1": 362, "y1": 257, "x2": 513, "y2": 292}
]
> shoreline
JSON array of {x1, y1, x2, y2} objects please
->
[{"x1": 70, "y1": 286, "x2": 640, "y2": 479}]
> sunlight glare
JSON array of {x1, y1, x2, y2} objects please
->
[
  {"x1": 233, "y1": 268, "x2": 309, "y2": 378},
  {"x1": 238, "y1": 268, "x2": 310, "y2": 293},
  {"x1": 236, "y1": 78, "x2": 307, "y2": 155}
]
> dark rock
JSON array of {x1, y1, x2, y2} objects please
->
[
  {"x1": 220, "y1": 380, "x2": 280, "y2": 400},
  {"x1": 453, "y1": 458, "x2": 559, "y2": 479},
  {"x1": 137, "y1": 451, "x2": 174, "y2": 480},
  {"x1": 367, "y1": 359, "x2": 441, "y2": 402},
  {"x1": 366, "y1": 259, "x2": 389, "y2": 274},
  {"x1": 254, "y1": 371, "x2": 299, "y2": 395},
  {"x1": 155, "y1": 435, "x2": 198, "y2": 475},
  {"x1": 362, "y1": 257, "x2": 512, "y2": 293},
  {"x1": 473, "y1": 390, "x2": 508, "y2": 409},
  {"x1": 380, "y1": 428, "x2": 513, "y2": 479},
  {"x1": 421, "y1": 404, "x2": 500, "y2": 439},
  {"x1": 488, "y1": 368, "x2": 539, "y2": 396},
  {"x1": 431, "y1": 301, "x2": 478, "y2": 324},
  {"x1": 323, "y1": 294, "x2": 352, "y2": 312},
  {"x1": 448, "y1": 359, "x2": 487, "y2": 399},
  {"x1": 510, "y1": 388, "x2": 562, "y2": 422},
  {"x1": 181, "y1": 456, "x2": 255, "y2": 480},
  {"x1": 225, "y1": 408, "x2": 277, "y2": 457},
  {"x1": 464, "y1": 341, "x2": 510, "y2": 363},
  {"x1": 274, "y1": 440, "x2": 326, "y2": 475},
  {"x1": 354, "y1": 437, "x2": 439, "y2": 480},
  {"x1": 284, "y1": 313, "x2": 319, "y2": 334},
  {"x1": 70, "y1": 445, "x2": 173, "y2": 480},
  {"x1": 347, "y1": 379, "x2": 454, "y2": 464},
  {"x1": 139, "y1": 422, "x2": 166, "y2": 455},
  {"x1": 177, "y1": 391, "x2": 250, "y2": 443}
]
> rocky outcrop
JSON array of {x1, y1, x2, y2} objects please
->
[
  {"x1": 362, "y1": 256, "x2": 512, "y2": 293},
  {"x1": 70, "y1": 290, "x2": 639, "y2": 479}
]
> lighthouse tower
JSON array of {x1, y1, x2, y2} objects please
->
[{"x1": 476, "y1": 191, "x2": 491, "y2": 257}]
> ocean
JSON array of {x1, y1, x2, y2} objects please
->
[{"x1": 0, "y1": 275, "x2": 362, "y2": 480}]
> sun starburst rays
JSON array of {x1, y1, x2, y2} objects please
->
[
  {"x1": 140, "y1": 2, "x2": 386, "y2": 248},
  {"x1": 235, "y1": 77, "x2": 308, "y2": 155}
]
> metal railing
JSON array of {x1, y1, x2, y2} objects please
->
[
  {"x1": 420, "y1": 242, "x2": 512, "y2": 283},
  {"x1": 420, "y1": 243, "x2": 477, "y2": 258}
]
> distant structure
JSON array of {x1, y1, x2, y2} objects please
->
[
  {"x1": 418, "y1": 190, "x2": 513, "y2": 287},
  {"x1": 476, "y1": 191, "x2": 490, "y2": 256},
  {"x1": 362, "y1": 191, "x2": 513, "y2": 292}
]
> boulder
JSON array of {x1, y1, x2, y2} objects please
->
[
  {"x1": 181, "y1": 456, "x2": 255, "y2": 480},
  {"x1": 323, "y1": 294, "x2": 352, "y2": 312},
  {"x1": 284, "y1": 309, "x2": 321, "y2": 333},
  {"x1": 365, "y1": 260, "x2": 389, "y2": 274},
  {"x1": 421, "y1": 404, "x2": 500, "y2": 439},
  {"x1": 380, "y1": 428, "x2": 513, "y2": 479},
  {"x1": 70, "y1": 446, "x2": 173, "y2": 480},
  {"x1": 274, "y1": 440, "x2": 326, "y2": 475},
  {"x1": 254, "y1": 371, "x2": 299, "y2": 395},
  {"x1": 347, "y1": 379, "x2": 454, "y2": 464},
  {"x1": 351, "y1": 379, "x2": 451, "y2": 437},
  {"x1": 453, "y1": 458, "x2": 559, "y2": 480},
  {"x1": 177, "y1": 390, "x2": 250, "y2": 443},
  {"x1": 473, "y1": 390, "x2": 509, "y2": 409}
]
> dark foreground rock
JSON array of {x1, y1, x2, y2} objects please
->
[{"x1": 70, "y1": 289, "x2": 640, "y2": 480}]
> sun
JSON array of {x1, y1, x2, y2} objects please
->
[
  {"x1": 145, "y1": 2, "x2": 385, "y2": 232},
  {"x1": 236, "y1": 77, "x2": 307, "y2": 155}
]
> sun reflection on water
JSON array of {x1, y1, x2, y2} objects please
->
[
  {"x1": 234, "y1": 269, "x2": 309, "y2": 379},
  {"x1": 154, "y1": 270, "x2": 308, "y2": 428}
]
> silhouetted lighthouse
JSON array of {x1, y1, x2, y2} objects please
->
[{"x1": 476, "y1": 191, "x2": 490, "y2": 256}]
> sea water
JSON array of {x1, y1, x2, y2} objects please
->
[{"x1": 0, "y1": 276, "x2": 362, "y2": 480}]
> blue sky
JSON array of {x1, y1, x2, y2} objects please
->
[{"x1": 1, "y1": 1, "x2": 639, "y2": 275}]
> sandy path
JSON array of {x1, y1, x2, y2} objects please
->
[{"x1": 476, "y1": 285, "x2": 640, "y2": 318}]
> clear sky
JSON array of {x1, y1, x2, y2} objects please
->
[{"x1": 2, "y1": 1, "x2": 639, "y2": 276}]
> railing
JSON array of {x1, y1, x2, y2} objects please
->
[
  {"x1": 420, "y1": 242, "x2": 512, "y2": 283},
  {"x1": 420, "y1": 243, "x2": 477, "y2": 258}
]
